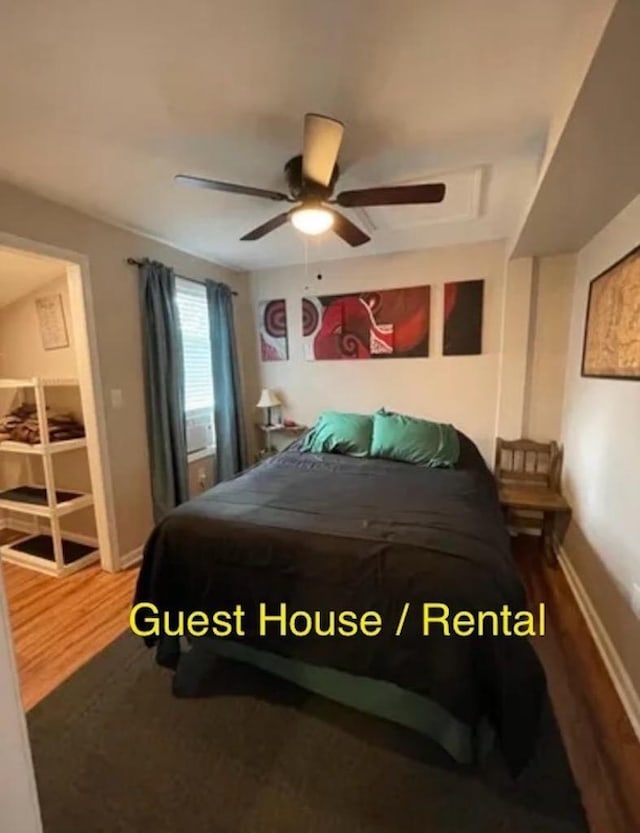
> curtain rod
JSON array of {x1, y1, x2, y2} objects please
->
[{"x1": 126, "y1": 258, "x2": 238, "y2": 296}]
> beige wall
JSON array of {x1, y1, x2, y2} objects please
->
[
  {"x1": 0, "y1": 273, "x2": 77, "y2": 378},
  {"x1": 0, "y1": 180, "x2": 254, "y2": 559},
  {"x1": 561, "y1": 193, "x2": 640, "y2": 713},
  {"x1": 250, "y1": 240, "x2": 522, "y2": 463},
  {"x1": 495, "y1": 256, "x2": 533, "y2": 441},
  {"x1": 523, "y1": 254, "x2": 576, "y2": 441}
]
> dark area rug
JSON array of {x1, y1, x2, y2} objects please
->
[{"x1": 28, "y1": 632, "x2": 587, "y2": 833}]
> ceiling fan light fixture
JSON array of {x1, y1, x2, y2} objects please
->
[
  {"x1": 177, "y1": 113, "x2": 446, "y2": 246},
  {"x1": 290, "y1": 205, "x2": 334, "y2": 236}
]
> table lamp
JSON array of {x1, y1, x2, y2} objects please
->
[{"x1": 256, "y1": 388, "x2": 281, "y2": 427}]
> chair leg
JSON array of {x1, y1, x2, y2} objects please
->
[{"x1": 542, "y1": 512, "x2": 558, "y2": 567}]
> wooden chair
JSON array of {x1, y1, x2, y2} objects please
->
[{"x1": 494, "y1": 438, "x2": 571, "y2": 566}]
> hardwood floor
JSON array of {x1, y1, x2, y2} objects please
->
[
  {"x1": 1, "y1": 532, "x2": 138, "y2": 711},
  {"x1": 514, "y1": 536, "x2": 640, "y2": 833},
  {"x1": 1, "y1": 530, "x2": 639, "y2": 831}
]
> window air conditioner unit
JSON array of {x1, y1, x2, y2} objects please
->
[{"x1": 186, "y1": 410, "x2": 214, "y2": 454}]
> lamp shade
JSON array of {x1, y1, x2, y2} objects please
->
[
  {"x1": 256, "y1": 388, "x2": 281, "y2": 409},
  {"x1": 291, "y1": 206, "x2": 334, "y2": 236}
]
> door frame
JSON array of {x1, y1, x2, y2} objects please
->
[
  {"x1": 0, "y1": 567, "x2": 42, "y2": 832},
  {"x1": 0, "y1": 231, "x2": 118, "y2": 571}
]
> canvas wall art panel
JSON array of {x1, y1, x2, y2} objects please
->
[
  {"x1": 259, "y1": 299, "x2": 289, "y2": 361},
  {"x1": 302, "y1": 286, "x2": 430, "y2": 360},
  {"x1": 582, "y1": 244, "x2": 640, "y2": 380},
  {"x1": 443, "y1": 279, "x2": 484, "y2": 356}
]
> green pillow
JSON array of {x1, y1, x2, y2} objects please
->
[
  {"x1": 371, "y1": 410, "x2": 459, "y2": 467},
  {"x1": 301, "y1": 411, "x2": 373, "y2": 457}
]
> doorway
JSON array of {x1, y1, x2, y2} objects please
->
[
  {"x1": 0, "y1": 236, "x2": 117, "y2": 572},
  {"x1": 0, "y1": 237, "x2": 134, "y2": 713}
]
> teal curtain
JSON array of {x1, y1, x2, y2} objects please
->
[
  {"x1": 206, "y1": 281, "x2": 247, "y2": 480},
  {"x1": 138, "y1": 260, "x2": 189, "y2": 520}
]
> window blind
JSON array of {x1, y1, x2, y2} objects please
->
[{"x1": 175, "y1": 278, "x2": 214, "y2": 415}]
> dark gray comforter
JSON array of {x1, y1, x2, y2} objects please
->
[{"x1": 135, "y1": 435, "x2": 546, "y2": 774}]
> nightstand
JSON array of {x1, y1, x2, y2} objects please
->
[{"x1": 256, "y1": 424, "x2": 307, "y2": 458}]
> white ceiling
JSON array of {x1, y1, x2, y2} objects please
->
[
  {"x1": 0, "y1": 248, "x2": 67, "y2": 309},
  {"x1": 0, "y1": 0, "x2": 614, "y2": 271},
  {"x1": 513, "y1": 0, "x2": 640, "y2": 256}
]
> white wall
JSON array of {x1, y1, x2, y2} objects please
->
[
  {"x1": 250, "y1": 240, "x2": 519, "y2": 463},
  {"x1": 524, "y1": 254, "x2": 576, "y2": 440},
  {"x1": 0, "y1": 569, "x2": 42, "y2": 833},
  {"x1": 561, "y1": 193, "x2": 640, "y2": 709}
]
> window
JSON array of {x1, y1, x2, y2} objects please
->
[{"x1": 175, "y1": 278, "x2": 215, "y2": 452}]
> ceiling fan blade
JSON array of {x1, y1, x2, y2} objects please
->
[
  {"x1": 331, "y1": 210, "x2": 370, "y2": 247},
  {"x1": 175, "y1": 174, "x2": 292, "y2": 202},
  {"x1": 302, "y1": 113, "x2": 344, "y2": 187},
  {"x1": 335, "y1": 182, "x2": 446, "y2": 208},
  {"x1": 240, "y1": 211, "x2": 291, "y2": 241}
]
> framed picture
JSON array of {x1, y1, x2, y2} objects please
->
[
  {"x1": 302, "y1": 286, "x2": 430, "y2": 360},
  {"x1": 581, "y1": 243, "x2": 640, "y2": 380},
  {"x1": 35, "y1": 293, "x2": 69, "y2": 351}
]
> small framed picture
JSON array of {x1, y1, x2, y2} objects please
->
[{"x1": 35, "y1": 293, "x2": 69, "y2": 350}]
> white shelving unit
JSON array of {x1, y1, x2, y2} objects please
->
[
  {"x1": 0, "y1": 437, "x2": 87, "y2": 455},
  {"x1": 0, "y1": 377, "x2": 99, "y2": 576},
  {"x1": 0, "y1": 377, "x2": 80, "y2": 389}
]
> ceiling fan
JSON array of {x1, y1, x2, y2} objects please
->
[{"x1": 175, "y1": 114, "x2": 446, "y2": 247}]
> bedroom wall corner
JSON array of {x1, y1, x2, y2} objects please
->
[
  {"x1": 560, "y1": 192, "x2": 640, "y2": 727},
  {"x1": 494, "y1": 256, "x2": 533, "y2": 445},
  {"x1": 523, "y1": 253, "x2": 576, "y2": 441}
]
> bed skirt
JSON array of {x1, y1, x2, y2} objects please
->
[{"x1": 171, "y1": 636, "x2": 494, "y2": 766}]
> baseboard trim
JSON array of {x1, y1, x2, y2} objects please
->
[
  {"x1": 556, "y1": 542, "x2": 640, "y2": 742},
  {"x1": 119, "y1": 546, "x2": 143, "y2": 570}
]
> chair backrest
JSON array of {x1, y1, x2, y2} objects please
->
[{"x1": 494, "y1": 438, "x2": 562, "y2": 490}]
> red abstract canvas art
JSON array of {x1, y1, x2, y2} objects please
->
[
  {"x1": 443, "y1": 280, "x2": 484, "y2": 356},
  {"x1": 259, "y1": 299, "x2": 289, "y2": 361},
  {"x1": 302, "y1": 286, "x2": 430, "y2": 360}
]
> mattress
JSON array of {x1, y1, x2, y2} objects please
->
[{"x1": 135, "y1": 433, "x2": 545, "y2": 773}]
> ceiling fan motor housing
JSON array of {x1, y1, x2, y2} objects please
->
[{"x1": 284, "y1": 154, "x2": 340, "y2": 202}]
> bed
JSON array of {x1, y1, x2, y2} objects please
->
[{"x1": 134, "y1": 432, "x2": 546, "y2": 775}]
